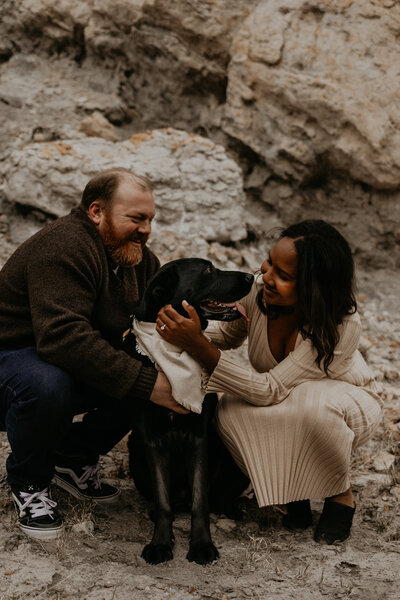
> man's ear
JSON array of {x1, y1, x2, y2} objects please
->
[{"x1": 88, "y1": 200, "x2": 104, "y2": 226}]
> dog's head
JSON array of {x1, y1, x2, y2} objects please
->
[{"x1": 134, "y1": 258, "x2": 254, "y2": 328}]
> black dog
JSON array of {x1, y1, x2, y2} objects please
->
[{"x1": 125, "y1": 258, "x2": 253, "y2": 565}]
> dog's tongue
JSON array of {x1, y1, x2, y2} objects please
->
[
  {"x1": 222, "y1": 301, "x2": 248, "y2": 321},
  {"x1": 235, "y1": 302, "x2": 248, "y2": 321}
]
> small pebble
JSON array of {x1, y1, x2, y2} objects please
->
[
  {"x1": 216, "y1": 518, "x2": 237, "y2": 532},
  {"x1": 71, "y1": 520, "x2": 94, "y2": 535}
]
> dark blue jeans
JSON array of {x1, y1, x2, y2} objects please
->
[{"x1": 0, "y1": 347, "x2": 135, "y2": 487}]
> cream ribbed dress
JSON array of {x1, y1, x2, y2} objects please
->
[{"x1": 205, "y1": 283, "x2": 383, "y2": 507}]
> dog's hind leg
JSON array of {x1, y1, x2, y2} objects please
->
[
  {"x1": 141, "y1": 448, "x2": 175, "y2": 565},
  {"x1": 186, "y1": 436, "x2": 219, "y2": 565}
]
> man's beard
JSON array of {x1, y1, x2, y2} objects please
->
[{"x1": 101, "y1": 214, "x2": 145, "y2": 267}]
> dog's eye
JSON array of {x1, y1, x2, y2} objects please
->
[{"x1": 204, "y1": 267, "x2": 212, "y2": 274}]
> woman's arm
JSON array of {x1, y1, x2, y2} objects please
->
[
  {"x1": 207, "y1": 314, "x2": 363, "y2": 405},
  {"x1": 158, "y1": 297, "x2": 363, "y2": 407},
  {"x1": 204, "y1": 316, "x2": 249, "y2": 351}
]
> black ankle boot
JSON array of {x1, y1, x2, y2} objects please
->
[
  {"x1": 314, "y1": 500, "x2": 356, "y2": 544},
  {"x1": 282, "y1": 499, "x2": 313, "y2": 530}
]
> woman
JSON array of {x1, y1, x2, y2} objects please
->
[{"x1": 156, "y1": 220, "x2": 382, "y2": 544}]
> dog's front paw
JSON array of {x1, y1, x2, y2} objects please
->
[
  {"x1": 141, "y1": 542, "x2": 173, "y2": 564},
  {"x1": 187, "y1": 541, "x2": 219, "y2": 565}
]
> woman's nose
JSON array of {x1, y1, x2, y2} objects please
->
[{"x1": 262, "y1": 267, "x2": 274, "y2": 286}]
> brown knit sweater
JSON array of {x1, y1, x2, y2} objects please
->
[{"x1": 0, "y1": 207, "x2": 160, "y2": 402}]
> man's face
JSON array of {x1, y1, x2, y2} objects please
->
[{"x1": 97, "y1": 179, "x2": 156, "y2": 267}]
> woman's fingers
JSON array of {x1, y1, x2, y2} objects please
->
[
  {"x1": 156, "y1": 310, "x2": 176, "y2": 337},
  {"x1": 182, "y1": 300, "x2": 201, "y2": 326},
  {"x1": 156, "y1": 302, "x2": 202, "y2": 343},
  {"x1": 159, "y1": 301, "x2": 200, "y2": 327},
  {"x1": 163, "y1": 305, "x2": 185, "y2": 323},
  {"x1": 158, "y1": 305, "x2": 182, "y2": 325},
  {"x1": 156, "y1": 307, "x2": 179, "y2": 338}
]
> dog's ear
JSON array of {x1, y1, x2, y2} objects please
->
[{"x1": 134, "y1": 266, "x2": 179, "y2": 322}]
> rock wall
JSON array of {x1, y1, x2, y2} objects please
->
[
  {"x1": 3, "y1": 129, "x2": 248, "y2": 263},
  {"x1": 1, "y1": 0, "x2": 399, "y2": 268}
]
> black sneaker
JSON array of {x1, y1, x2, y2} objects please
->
[
  {"x1": 11, "y1": 485, "x2": 64, "y2": 540},
  {"x1": 53, "y1": 463, "x2": 120, "y2": 503}
]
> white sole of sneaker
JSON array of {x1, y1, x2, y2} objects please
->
[
  {"x1": 19, "y1": 523, "x2": 64, "y2": 541},
  {"x1": 52, "y1": 475, "x2": 120, "y2": 504}
]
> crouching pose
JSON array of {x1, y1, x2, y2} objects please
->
[
  {"x1": 156, "y1": 220, "x2": 382, "y2": 544},
  {"x1": 0, "y1": 168, "x2": 186, "y2": 540}
]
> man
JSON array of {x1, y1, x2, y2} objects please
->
[{"x1": 0, "y1": 168, "x2": 185, "y2": 540}]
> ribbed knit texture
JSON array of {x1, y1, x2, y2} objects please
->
[
  {"x1": 128, "y1": 365, "x2": 158, "y2": 403},
  {"x1": 205, "y1": 283, "x2": 383, "y2": 507}
]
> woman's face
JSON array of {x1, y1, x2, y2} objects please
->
[{"x1": 260, "y1": 237, "x2": 299, "y2": 308}]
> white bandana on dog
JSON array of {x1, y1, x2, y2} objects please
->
[{"x1": 132, "y1": 318, "x2": 206, "y2": 414}]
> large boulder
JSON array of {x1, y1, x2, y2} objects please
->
[
  {"x1": 224, "y1": 0, "x2": 400, "y2": 190},
  {"x1": 2, "y1": 129, "x2": 248, "y2": 257}
]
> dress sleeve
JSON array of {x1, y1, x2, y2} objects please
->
[
  {"x1": 205, "y1": 318, "x2": 248, "y2": 350},
  {"x1": 206, "y1": 314, "x2": 362, "y2": 406}
]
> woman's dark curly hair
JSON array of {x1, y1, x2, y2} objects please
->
[{"x1": 258, "y1": 220, "x2": 357, "y2": 374}]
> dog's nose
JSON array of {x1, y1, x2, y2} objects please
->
[{"x1": 245, "y1": 273, "x2": 254, "y2": 284}]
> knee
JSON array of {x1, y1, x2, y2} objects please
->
[
  {"x1": 15, "y1": 365, "x2": 74, "y2": 418},
  {"x1": 287, "y1": 382, "x2": 353, "y2": 440},
  {"x1": 40, "y1": 368, "x2": 74, "y2": 413}
]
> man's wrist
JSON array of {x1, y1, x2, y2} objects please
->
[{"x1": 129, "y1": 364, "x2": 158, "y2": 402}]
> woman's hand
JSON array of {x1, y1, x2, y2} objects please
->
[
  {"x1": 156, "y1": 300, "x2": 202, "y2": 352},
  {"x1": 156, "y1": 301, "x2": 221, "y2": 373}
]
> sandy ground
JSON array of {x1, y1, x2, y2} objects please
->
[{"x1": 0, "y1": 269, "x2": 399, "y2": 600}]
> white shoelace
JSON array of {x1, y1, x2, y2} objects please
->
[
  {"x1": 19, "y1": 488, "x2": 57, "y2": 519},
  {"x1": 79, "y1": 464, "x2": 101, "y2": 489}
]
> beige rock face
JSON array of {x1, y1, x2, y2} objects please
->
[
  {"x1": 0, "y1": 0, "x2": 399, "y2": 268},
  {"x1": 225, "y1": 0, "x2": 400, "y2": 190},
  {"x1": 3, "y1": 129, "x2": 247, "y2": 254},
  {"x1": 0, "y1": 53, "x2": 128, "y2": 156}
]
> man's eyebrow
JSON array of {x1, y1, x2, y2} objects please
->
[{"x1": 127, "y1": 212, "x2": 154, "y2": 219}]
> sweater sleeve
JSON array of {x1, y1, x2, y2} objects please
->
[
  {"x1": 205, "y1": 318, "x2": 249, "y2": 350},
  {"x1": 206, "y1": 314, "x2": 362, "y2": 405},
  {"x1": 26, "y1": 230, "x2": 158, "y2": 402}
]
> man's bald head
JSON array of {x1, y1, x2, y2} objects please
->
[{"x1": 80, "y1": 168, "x2": 153, "y2": 213}]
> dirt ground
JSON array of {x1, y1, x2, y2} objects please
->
[{"x1": 1, "y1": 268, "x2": 399, "y2": 600}]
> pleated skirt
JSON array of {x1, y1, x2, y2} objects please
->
[{"x1": 215, "y1": 379, "x2": 382, "y2": 507}]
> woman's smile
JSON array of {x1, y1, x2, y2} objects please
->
[{"x1": 263, "y1": 284, "x2": 277, "y2": 298}]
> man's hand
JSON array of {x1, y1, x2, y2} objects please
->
[{"x1": 149, "y1": 372, "x2": 190, "y2": 414}]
